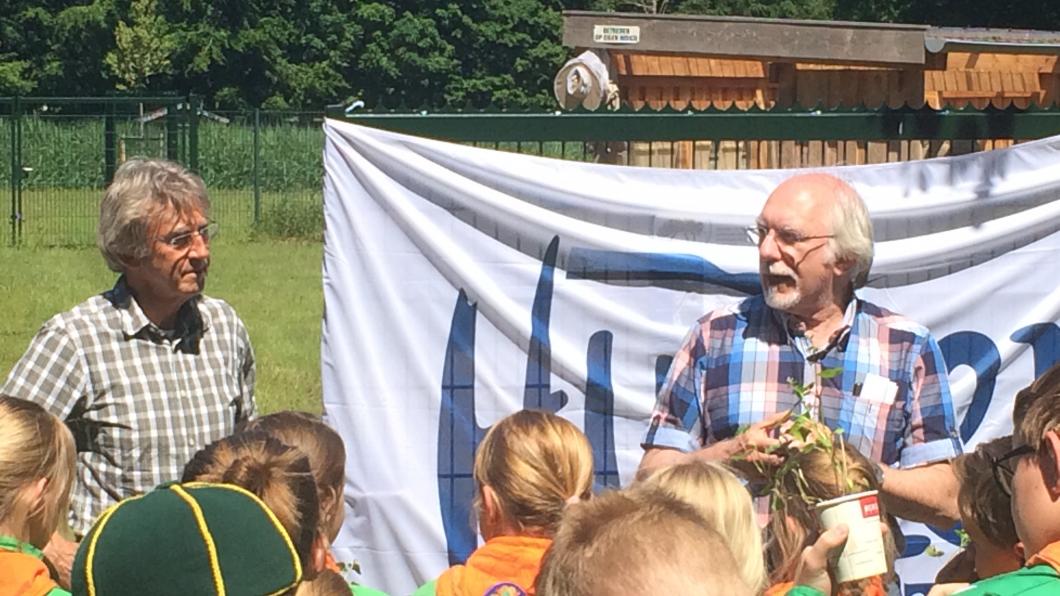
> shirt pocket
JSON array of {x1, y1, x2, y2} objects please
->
[{"x1": 849, "y1": 373, "x2": 906, "y2": 462}]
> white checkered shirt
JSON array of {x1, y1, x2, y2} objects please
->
[{"x1": 1, "y1": 277, "x2": 256, "y2": 535}]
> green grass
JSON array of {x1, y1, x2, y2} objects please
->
[{"x1": 0, "y1": 240, "x2": 324, "y2": 413}]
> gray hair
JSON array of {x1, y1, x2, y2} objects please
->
[
  {"x1": 97, "y1": 158, "x2": 210, "y2": 272},
  {"x1": 828, "y1": 180, "x2": 874, "y2": 289}
]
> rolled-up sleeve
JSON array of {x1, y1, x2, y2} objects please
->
[
  {"x1": 643, "y1": 325, "x2": 708, "y2": 453},
  {"x1": 900, "y1": 334, "x2": 962, "y2": 468}
]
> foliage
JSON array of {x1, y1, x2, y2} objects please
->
[
  {"x1": 2, "y1": 0, "x2": 1060, "y2": 108},
  {"x1": 105, "y1": 0, "x2": 175, "y2": 90},
  {"x1": 736, "y1": 368, "x2": 854, "y2": 511}
]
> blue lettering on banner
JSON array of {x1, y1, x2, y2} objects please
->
[
  {"x1": 939, "y1": 331, "x2": 1000, "y2": 443},
  {"x1": 438, "y1": 241, "x2": 1060, "y2": 563}
]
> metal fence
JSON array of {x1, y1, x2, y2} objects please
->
[
  {"x1": 2, "y1": 97, "x2": 323, "y2": 246},
  {"x1": 6, "y1": 97, "x2": 1060, "y2": 246}
]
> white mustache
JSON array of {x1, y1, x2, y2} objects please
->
[{"x1": 766, "y1": 263, "x2": 796, "y2": 278}]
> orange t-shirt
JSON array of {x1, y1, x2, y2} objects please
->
[
  {"x1": 434, "y1": 535, "x2": 552, "y2": 596},
  {"x1": 0, "y1": 549, "x2": 64, "y2": 596}
]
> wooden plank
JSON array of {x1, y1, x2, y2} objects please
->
[
  {"x1": 780, "y1": 140, "x2": 797, "y2": 168},
  {"x1": 867, "y1": 141, "x2": 887, "y2": 163},
  {"x1": 773, "y1": 63, "x2": 797, "y2": 107},
  {"x1": 946, "y1": 52, "x2": 1059, "y2": 73},
  {"x1": 561, "y1": 12, "x2": 928, "y2": 65},
  {"x1": 808, "y1": 140, "x2": 824, "y2": 166},
  {"x1": 676, "y1": 140, "x2": 694, "y2": 169},
  {"x1": 909, "y1": 139, "x2": 926, "y2": 161},
  {"x1": 618, "y1": 75, "x2": 775, "y2": 88},
  {"x1": 825, "y1": 140, "x2": 838, "y2": 165},
  {"x1": 718, "y1": 140, "x2": 738, "y2": 169},
  {"x1": 887, "y1": 140, "x2": 900, "y2": 163}
]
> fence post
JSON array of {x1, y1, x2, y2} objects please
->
[
  {"x1": 253, "y1": 108, "x2": 261, "y2": 224},
  {"x1": 188, "y1": 94, "x2": 199, "y2": 171},
  {"x1": 9, "y1": 97, "x2": 18, "y2": 245},
  {"x1": 104, "y1": 102, "x2": 116, "y2": 185},
  {"x1": 11, "y1": 96, "x2": 22, "y2": 244},
  {"x1": 166, "y1": 100, "x2": 178, "y2": 159}
]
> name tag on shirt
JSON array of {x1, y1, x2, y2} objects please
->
[{"x1": 857, "y1": 373, "x2": 898, "y2": 405}]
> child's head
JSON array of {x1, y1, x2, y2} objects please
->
[
  {"x1": 767, "y1": 441, "x2": 896, "y2": 593},
  {"x1": 73, "y1": 482, "x2": 305, "y2": 595},
  {"x1": 953, "y1": 436, "x2": 1022, "y2": 578},
  {"x1": 241, "y1": 411, "x2": 347, "y2": 542},
  {"x1": 535, "y1": 489, "x2": 751, "y2": 596},
  {"x1": 182, "y1": 431, "x2": 324, "y2": 575},
  {"x1": 1008, "y1": 363, "x2": 1060, "y2": 557},
  {"x1": 635, "y1": 461, "x2": 766, "y2": 592},
  {"x1": 0, "y1": 395, "x2": 75, "y2": 547},
  {"x1": 473, "y1": 409, "x2": 593, "y2": 539}
]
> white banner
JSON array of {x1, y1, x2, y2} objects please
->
[{"x1": 321, "y1": 119, "x2": 1060, "y2": 595}]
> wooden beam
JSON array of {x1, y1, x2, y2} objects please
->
[{"x1": 563, "y1": 11, "x2": 928, "y2": 66}]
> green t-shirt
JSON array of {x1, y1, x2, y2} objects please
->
[{"x1": 954, "y1": 563, "x2": 1060, "y2": 596}]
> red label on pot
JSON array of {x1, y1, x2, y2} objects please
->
[{"x1": 860, "y1": 495, "x2": 879, "y2": 518}]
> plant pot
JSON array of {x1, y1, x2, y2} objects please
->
[{"x1": 815, "y1": 490, "x2": 887, "y2": 583}]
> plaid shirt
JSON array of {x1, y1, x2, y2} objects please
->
[
  {"x1": 644, "y1": 295, "x2": 961, "y2": 469},
  {"x1": 2, "y1": 277, "x2": 255, "y2": 535}
]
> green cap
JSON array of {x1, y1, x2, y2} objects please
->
[{"x1": 72, "y1": 482, "x2": 303, "y2": 596}]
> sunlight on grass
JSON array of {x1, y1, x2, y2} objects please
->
[{"x1": 0, "y1": 240, "x2": 323, "y2": 413}]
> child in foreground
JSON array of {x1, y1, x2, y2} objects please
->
[
  {"x1": 765, "y1": 441, "x2": 896, "y2": 596},
  {"x1": 935, "y1": 436, "x2": 1023, "y2": 585},
  {"x1": 182, "y1": 431, "x2": 329, "y2": 583},
  {"x1": 635, "y1": 460, "x2": 768, "y2": 593},
  {"x1": 0, "y1": 395, "x2": 76, "y2": 596},
  {"x1": 930, "y1": 364, "x2": 1060, "y2": 596},
  {"x1": 535, "y1": 488, "x2": 752, "y2": 595},
  {"x1": 414, "y1": 409, "x2": 594, "y2": 596},
  {"x1": 243, "y1": 411, "x2": 387, "y2": 595}
]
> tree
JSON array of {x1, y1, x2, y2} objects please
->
[{"x1": 105, "y1": 0, "x2": 175, "y2": 90}]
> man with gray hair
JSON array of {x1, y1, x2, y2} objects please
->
[
  {"x1": 640, "y1": 173, "x2": 962, "y2": 527},
  {"x1": 2, "y1": 158, "x2": 255, "y2": 578}
]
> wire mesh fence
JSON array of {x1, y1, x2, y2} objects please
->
[{"x1": 6, "y1": 97, "x2": 1060, "y2": 246}]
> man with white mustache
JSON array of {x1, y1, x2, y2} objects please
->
[{"x1": 639, "y1": 173, "x2": 962, "y2": 528}]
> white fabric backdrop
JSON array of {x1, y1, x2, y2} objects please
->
[{"x1": 321, "y1": 118, "x2": 1060, "y2": 595}]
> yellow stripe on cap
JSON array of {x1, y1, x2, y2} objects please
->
[
  {"x1": 171, "y1": 484, "x2": 226, "y2": 596},
  {"x1": 183, "y1": 481, "x2": 303, "y2": 590},
  {"x1": 83, "y1": 495, "x2": 144, "y2": 596}
]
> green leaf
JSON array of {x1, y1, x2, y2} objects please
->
[
  {"x1": 819, "y1": 366, "x2": 843, "y2": 379},
  {"x1": 925, "y1": 545, "x2": 945, "y2": 557}
]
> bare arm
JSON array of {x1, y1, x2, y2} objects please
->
[
  {"x1": 637, "y1": 411, "x2": 789, "y2": 480},
  {"x1": 43, "y1": 531, "x2": 78, "y2": 589},
  {"x1": 880, "y1": 460, "x2": 960, "y2": 528}
]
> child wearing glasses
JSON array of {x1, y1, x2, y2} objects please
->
[{"x1": 931, "y1": 364, "x2": 1060, "y2": 596}]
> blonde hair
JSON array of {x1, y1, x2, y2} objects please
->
[
  {"x1": 536, "y1": 489, "x2": 751, "y2": 596},
  {"x1": 182, "y1": 432, "x2": 320, "y2": 571},
  {"x1": 636, "y1": 461, "x2": 767, "y2": 593},
  {"x1": 241, "y1": 411, "x2": 347, "y2": 542},
  {"x1": 474, "y1": 410, "x2": 594, "y2": 537},
  {"x1": 98, "y1": 158, "x2": 209, "y2": 272},
  {"x1": 767, "y1": 442, "x2": 896, "y2": 594},
  {"x1": 0, "y1": 395, "x2": 76, "y2": 547}
]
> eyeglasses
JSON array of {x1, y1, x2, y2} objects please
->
[
  {"x1": 745, "y1": 224, "x2": 834, "y2": 248},
  {"x1": 158, "y1": 222, "x2": 218, "y2": 250},
  {"x1": 991, "y1": 443, "x2": 1036, "y2": 497}
]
